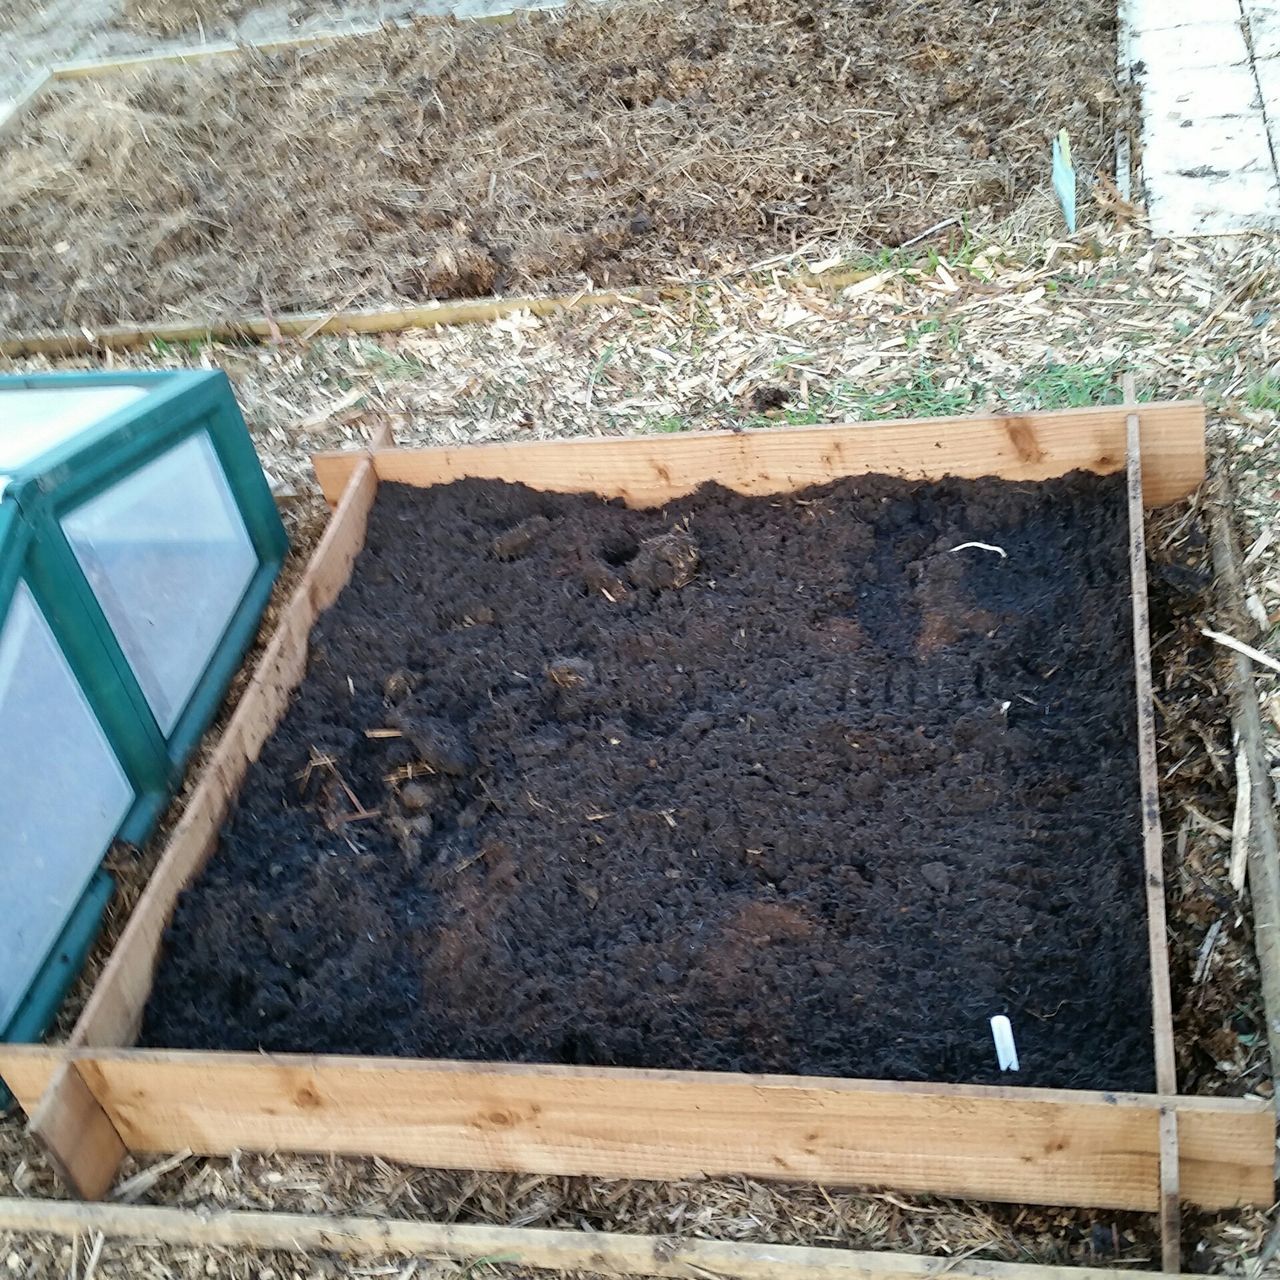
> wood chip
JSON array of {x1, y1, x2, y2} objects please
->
[
  {"x1": 1201, "y1": 628, "x2": 1280, "y2": 675},
  {"x1": 1230, "y1": 744, "x2": 1252, "y2": 893}
]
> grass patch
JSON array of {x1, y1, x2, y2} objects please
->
[
  {"x1": 354, "y1": 340, "x2": 435, "y2": 379},
  {"x1": 1006, "y1": 362, "x2": 1152, "y2": 410},
  {"x1": 1245, "y1": 376, "x2": 1280, "y2": 413}
]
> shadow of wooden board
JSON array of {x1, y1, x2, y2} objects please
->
[{"x1": 1, "y1": 401, "x2": 1269, "y2": 1280}]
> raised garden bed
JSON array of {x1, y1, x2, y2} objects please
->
[
  {"x1": 0, "y1": 0, "x2": 1122, "y2": 337},
  {"x1": 0, "y1": 401, "x2": 1271, "y2": 1280},
  {"x1": 143, "y1": 470, "x2": 1153, "y2": 1090}
]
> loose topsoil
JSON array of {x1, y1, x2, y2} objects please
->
[
  {"x1": 143, "y1": 471, "x2": 1153, "y2": 1091},
  {"x1": 0, "y1": 0, "x2": 1122, "y2": 332}
]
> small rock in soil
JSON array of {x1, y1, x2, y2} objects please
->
[
  {"x1": 399, "y1": 781, "x2": 437, "y2": 813},
  {"x1": 389, "y1": 812, "x2": 434, "y2": 861},
  {"x1": 628, "y1": 529, "x2": 699, "y2": 589},
  {"x1": 582, "y1": 560, "x2": 630, "y2": 599},
  {"x1": 629, "y1": 206, "x2": 654, "y2": 235},
  {"x1": 921, "y1": 862, "x2": 950, "y2": 894}
]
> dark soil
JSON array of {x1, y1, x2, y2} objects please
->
[
  {"x1": 142, "y1": 472, "x2": 1153, "y2": 1091},
  {"x1": 0, "y1": 0, "x2": 1122, "y2": 332}
]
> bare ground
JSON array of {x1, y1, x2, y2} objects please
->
[{"x1": 0, "y1": 0, "x2": 1123, "y2": 334}]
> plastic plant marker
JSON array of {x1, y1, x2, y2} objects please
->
[
  {"x1": 990, "y1": 1014, "x2": 1020, "y2": 1071},
  {"x1": 61, "y1": 431, "x2": 259, "y2": 735},
  {"x1": 0, "y1": 581, "x2": 133, "y2": 1031},
  {"x1": 1051, "y1": 129, "x2": 1077, "y2": 234}
]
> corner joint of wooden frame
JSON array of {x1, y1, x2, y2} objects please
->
[{"x1": 28, "y1": 1062, "x2": 128, "y2": 1201}]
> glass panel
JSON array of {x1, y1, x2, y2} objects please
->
[
  {"x1": 0, "y1": 581, "x2": 133, "y2": 1031},
  {"x1": 0, "y1": 385, "x2": 150, "y2": 473},
  {"x1": 61, "y1": 431, "x2": 258, "y2": 736}
]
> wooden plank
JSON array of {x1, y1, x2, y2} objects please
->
[
  {"x1": 65, "y1": 1050, "x2": 1272, "y2": 1212},
  {"x1": 312, "y1": 401, "x2": 1206, "y2": 512},
  {"x1": 0, "y1": 1197, "x2": 1200, "y2": 1280},
  {"x1": 48, "y1": 28, "x2": 383, "y2": 78},
  {"x1": 66, "y1": 459, "x2": 377, "y2": 1053},
  {"x1": 1124, "y1": 394, "x2": 1178, "y2": 1096},
  {"x1": 1124, "y1": 385, "x2": 1188, "y2": 1274},
  {"x1": 0, "y1": 1044, "x2": 61, "y2": 1112},
  {"x1": 0, "y1": 70, "x2": 52, "y2": 142},
  {"x1": 28, "y1": 1065, "x2": 126, "y2": 1200},
  {"x1": 1159, "y1": 1108, "x2": 1181, "y2": 1273},
  {"x1": 45, "y1": 8, "x2": 522, "y2": 80},
  {"x1": 1207, "y1": 476, "x2": 1280, "y2": 1108},
  {"x1": 1175, "y1": 1095, "x2": 1273, "y2": 1206},
  {"x1": 0, "y1": 269, "x2": 873, "y2": 360}
]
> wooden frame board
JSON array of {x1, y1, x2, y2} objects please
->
[
  {"x1": 1, "y1": 402, "x2": 1271, "y2": 1278},
  {"x1": 0, "y1": 1196, "x2": 1212, "y2": 1280},
  {"x1": 311, "y1": 401, "x2": 1207, "y2": 511}
]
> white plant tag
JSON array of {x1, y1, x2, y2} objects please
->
[{"x1": 990, "y1": 1015, "x2": 1020, "y2": 1072}]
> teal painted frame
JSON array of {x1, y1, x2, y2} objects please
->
[
  {"x1": 0, "y1": 371, "x2": 286, "y2": 1054},
  {"x1": 2, "y1": 371, "x2": 287, "y2": 790}
]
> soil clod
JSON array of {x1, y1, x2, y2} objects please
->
[
  {"x1": 628, "y1": 529, "x2": 700, "y2": 590},
  {"x1": 388, "y1": 701, "x2": 476, "y2": 776}
]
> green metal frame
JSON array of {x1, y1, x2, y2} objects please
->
[{"x1": 0, "y1": 370, "x2": 286, "y2": 1057}]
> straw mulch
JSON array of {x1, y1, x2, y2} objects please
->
[
  {"x1": 120, "y1": 0, "x2": 246, "y2": 37},
  {"x1": 0, "y1": 0, "x2": 1123, "y2": 333}
]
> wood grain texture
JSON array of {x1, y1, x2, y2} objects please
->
[
  {"x1": 0, "y1": 1196, "x2": 1202, "y2": 1280},
  {"x1": 1159, "y1": 1108, "x2": 1181, "y2": 1274},
  {"x1": 0, "y1": 1045, "x2": 61, "y2": 1112},
  {"x1": 311, "y1": 401, "x2": 1206, "y2": 511},
  {"x1": 67, "y1": 460, "x2": 378, "y2": 1054},
  {"x1": 1125, "y1": 403, "x2": 1178, "y2": 1096},
  {"x1": 28, "y1": 1065, "x2": 126, "y2": 1201},
  {"x1": 67, "y1": 1050, "x2": 1272, "y2": 1212}
]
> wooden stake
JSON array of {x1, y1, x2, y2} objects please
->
[
  {"x1": 1208, "y1": 472, "x2": 1280, "y2": 1114},
  {"x1": 0, "y1": 1196, "x2": 1197, "y2": 1280},
  {"x1": 1122, "y1": 378, "x2": 1178, "y2": 1096},
  {"x1": 27, "y1": 1066, "x2": 126, "y2": 1201},
  {"x1": 1159, "y1": 1107, "x2": 1181, "y2": 1274},
  {"x1": 0, "y1": 268, "x2": 874, "y2": 360},
  {"x1": 1123, "y1": 376, "x2": 1181, "y2": 1272},
  {"x1": 44, "y1": 9, "x2": 520, "y2": 79}
]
